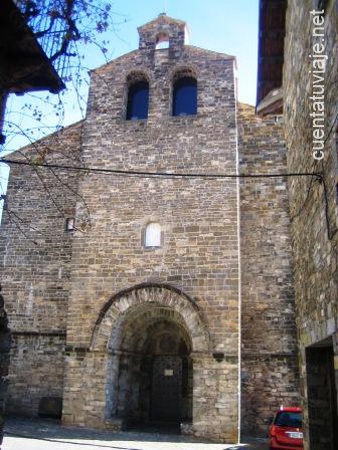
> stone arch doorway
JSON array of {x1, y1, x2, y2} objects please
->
[
  {"x1": 90, "y1": 283, "x2": 210, "y2": 429},
  {"x1": 145, "y1": 320, "x2": 192, "y2": 424},
  {"x1": 113, "y1": 306, "x2": 193, "y2": 427}
]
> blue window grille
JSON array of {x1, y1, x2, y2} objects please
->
[
  {"x1": 126, "y1": 81, "x2": 149, "y2": 120},
  {"x1": 172, "y1": 77, "x2": 197, "y2": 116}
]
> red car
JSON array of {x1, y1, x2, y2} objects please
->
[{"x1": 269, "y1": 406, "x2": 304, "y2": 450}]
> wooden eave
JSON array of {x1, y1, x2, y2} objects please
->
[
  {"x1": 256, "y1": 0, "x2": 286, "y2": 113},
  {"x1": 0, "y1": 0, "x2": 65, "y2": 94}
]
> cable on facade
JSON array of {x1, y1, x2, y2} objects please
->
[
  {"x1": 0, "y1": 157, "x2": 323, "y2": 180},
  {"x1": 321, "y1": 175, "x2": 338, "y2": 241},
  {"x1": 323, "y1": 110, "x2": 338, "y2": 146},
  {"x1": 1, "y1": 157, "x2": 335, "y2": 241}
]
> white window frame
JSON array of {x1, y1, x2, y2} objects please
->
[{"x1": 145, "y1": 222, "x2": 162, "y2": 247}]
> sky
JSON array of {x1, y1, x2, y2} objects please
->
[
  {"x1": 0, "y1": 0, "x2": 259, "y2": 217},
  {"x1": 2, "y1": 0, "x2": 259, "y2": 152},
  {"x1": 107, "y1": 0, "x2": 259, "y2": 104},
  {"x1": 0, "y1": 0, "x2": 258, "y2": 220}
]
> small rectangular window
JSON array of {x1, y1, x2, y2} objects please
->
[
  {"x1": 65, "y1": 218, "x2": 75, "y2": 232},
  {"x1": 144, "y1": 222, "x2": 162, "y2": 247}
]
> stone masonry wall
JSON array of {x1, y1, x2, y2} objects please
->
[
  {"x1": 238, "y1": 103, "x2": 300, "y2": 436},
  {"x1": 0, "y1": 121, "x2": 83, "y2": 414},
  {"x1": 7, "y1": 334, "x2": 65, "y2": 415},
  {"x1": 63, "y1": 30, "x2": 241, "y2": 441},
  {"x1": 0, "y1": 13, "x2": 307, "y2": 442},
  {"x1": 68, "y1": 34, "x2": 238, "y2": 348},
  {"x1": 283, "y1": 2, "x2": 338, "y2": 449},
  {"x1": 0, "y1": 287, "x2": 10, "y2": 442}
]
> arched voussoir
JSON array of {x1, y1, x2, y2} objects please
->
[{"x1": 90, "y1": 283, "x2": 210, "y2": 352}]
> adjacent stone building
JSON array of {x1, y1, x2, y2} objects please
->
[
  {"x1": 257, "y1": 1, "x2": 338, "y2": 449},
  {"x1": 0, "y1": 1, "x2": 65, "y2": 443},
  {"x1": 0, "y1": 15, "x2": 300, "y2": 442}
]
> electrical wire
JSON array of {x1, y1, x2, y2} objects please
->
[
  {"x1": 0, "y1": 157, "x2": 323, "y2": 180},
  {"x1": 1, "y1": 157, "x2": 335, "y2": 241}
]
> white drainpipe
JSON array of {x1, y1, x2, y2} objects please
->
[{"x1": 234, "y1": 59, "x2": 242, "y2": 445}]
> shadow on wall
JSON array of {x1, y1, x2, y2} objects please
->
[{"x1": 0, "y1": 283, "x2": 11, "y2": 446}]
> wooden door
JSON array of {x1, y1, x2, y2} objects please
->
[{"x1": 151, "y1": 355, "x2": 182, "y2": 423}]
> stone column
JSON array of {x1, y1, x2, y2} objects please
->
[
  {"x1": 63, "y1": 348, "x2": 109, "y2": 429},
  {"x1": 187, "y1": 352, "x2": 239, "y2": 443}
]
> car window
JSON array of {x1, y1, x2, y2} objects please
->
[{"x1": 275, "y1": 412, "x2": 302, "y2": 427}]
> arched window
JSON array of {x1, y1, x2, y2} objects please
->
[
  {"x1": 145, "y1": 222, "x2": 162, "y2": 247},
  {"x1": 126, "y1": 80, "x2": 149, "y2": 120},
  {"x1": 172, "y1": 76, "x2": 197, "y2": 116},
  {"x1": 155, "y1": 32, "x2": 169, "y2": 49}
]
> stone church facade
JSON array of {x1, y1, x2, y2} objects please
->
[{"x1": 0, "y1": 15, "x2": 300, "y2": 442}]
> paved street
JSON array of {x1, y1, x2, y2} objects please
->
[{"x1": 2, "y1": 417, "x2": 268, "y2": 450}]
